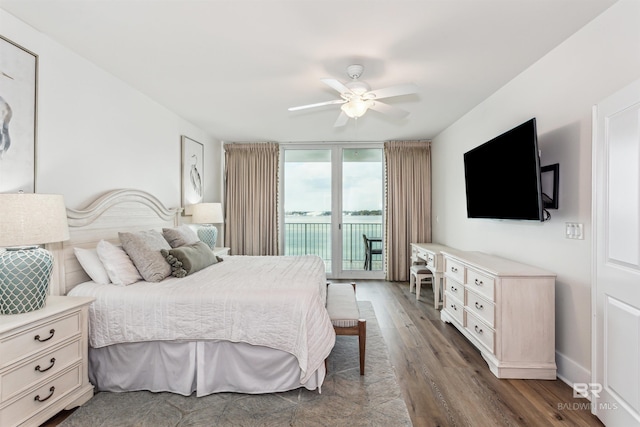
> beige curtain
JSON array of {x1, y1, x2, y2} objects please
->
[
  {"x1": 224, "y1": 142, "x2": 279, "y2": 255},
  {"x1": 384, "y1": 140, "x2": 432, "y2": 281}
]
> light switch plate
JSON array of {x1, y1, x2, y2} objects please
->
[{"x1": 565, "y1": 222, "x2": 584, "y2": 240}]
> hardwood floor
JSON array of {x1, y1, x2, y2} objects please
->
[
  {"x1": 352, "y1": 279, "x2": 604, "y2": 427},
  {"x1": 41, "y1": 279, "x2": 604, "y2": 427}
]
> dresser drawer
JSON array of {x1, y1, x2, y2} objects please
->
[
  {"x1": 445, "y1": 258, "x2": 465, "y2": 283},
  {"x1": 444, "y1": 277, "x2": 464, "y2": 300},
  {"x1": 0, "y1": 364, "x2": 81, "y2": 427},
  {"x1": 0, "y1": 312, "x2": 81, "y2": 368},
  {"x1": 467, "y1": 269, "x2": 495, "y2": 301},
  {"x1": 443, "y1": 293, "x2": 464, "y2": 325},
  {"x1": 465, "y1": 312, "x2": 495, "y2": 354},
  {"x1": 1, "y1": 339, "x2": 82, "y2": 403},
  {"x1": 465, "y1": 289, "x2": 495, "y2": 328}
]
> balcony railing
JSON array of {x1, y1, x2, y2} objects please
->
[{"x1": 284, "y1": 222, "x2": 383, "y2": 271}]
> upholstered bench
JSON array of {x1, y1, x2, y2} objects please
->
[{"x1": 326, "y1": 282, "x2": 366, "y2": 375}]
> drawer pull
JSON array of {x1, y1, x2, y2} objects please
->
[
  {"x1": 474, "y1": 278, "x2": 484, "y2": 286},
  {"x1": 451, "y1": 286, "x2": 458, "y2": 292},
  {"x1": 451, "y1": 304, "x2": 457, "y2": 311},
  {"x1": 35, "y1": 358, "x2": 56, "y2": 373},
  {"x1": 451, "y1": 266, "x2": 458, "y2": 273},
  {"x1": 474, "y1": 325, "x2": 483, "y2": 334},
  {"x1": 34, "y1": 386, "x2": 55, "y2": 403},
  {"x1": 34, "y1": 329, "x2": 55, "y2": 342},
  {"x1": 474, "y1": 302, "x2": 484, "y2": 310}
]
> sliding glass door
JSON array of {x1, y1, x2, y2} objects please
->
[{"x1": 281, "y1": 144, "x2": 384, "y2": 279}]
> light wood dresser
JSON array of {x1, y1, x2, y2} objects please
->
[
  {"x1": 440, "y1": 250, "x2": 556, "y2": 380},
  {"x1": 0, "y1": 296, "x2": 94, "y2": 427}
]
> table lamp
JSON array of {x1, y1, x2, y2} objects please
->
[
  {"x1": 191, "y1": 202, "x2": 224, "y2": 249},
  {"x1": 0, "y1": 193, "x2": 70, "y2": 314}
]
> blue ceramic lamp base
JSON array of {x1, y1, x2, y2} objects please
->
[
  {"x1": 197, "y1": 225, "x2": 218, "y2": 249},
  {"x1": 0, "y1": 247, "x2": 54, "y2": 314}
]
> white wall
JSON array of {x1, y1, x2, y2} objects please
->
[
  {"x1": 431, "y1": 0, "x2": 640, "y2": 385},
  {"x1": 0, "y1": 10, "x2": 222, "y2": 209}
]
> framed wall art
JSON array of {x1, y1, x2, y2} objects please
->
[
  {"x1": 181, "y1": 135, "x2": 204, "y2": 215},
  {"x1": 0, "y1": 35, "x2": 38, "y2": 193}
]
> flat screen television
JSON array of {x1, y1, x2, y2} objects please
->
[{"x1": 463, "y1": 118, "x2": 544, "y2": 221}]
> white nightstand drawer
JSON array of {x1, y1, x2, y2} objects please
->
[
  {"x1": 467, "y1": 269, "x2": 495, "y2": 301},
  {"x1": 445, "y1": 258, "x2": 465, "y2": 283},
  {"x1": 0, "y1": 312, "x2": 81, "y2": 368},
  {"x1": 465, "y1": 312, "x2": 495, "y2": 354},
  {"x1": 443, "y1": 293, "x2": 464, "y2": 325},
  {"x1": 0, "y1": 364, "x2": 81, "y2": 427},
  {"x1": 1, "y1": 339, "x2": 82, "y2": 403},
  {"x1": 465, "y1": 289, "x2": 495, "y2": 328}
]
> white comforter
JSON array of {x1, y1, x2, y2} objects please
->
[{"x1": 68, "y1": 255, "x2": 336, "y2": 382}]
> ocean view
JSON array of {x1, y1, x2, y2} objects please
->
[{"x1": 284, "y1": 214, "x2": 383, "y2": 270}]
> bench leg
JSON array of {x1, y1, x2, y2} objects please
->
[{"x1": 358, "y1": 319, "x2": 366, "y2": 375}]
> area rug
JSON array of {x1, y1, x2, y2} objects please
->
[{"x1": 60, "y1": 302, "x2": 412, "y2": 426}]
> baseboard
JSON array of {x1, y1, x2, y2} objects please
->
[{"x1": 556, "y1": 351, "x2": 591, "y2": 387}]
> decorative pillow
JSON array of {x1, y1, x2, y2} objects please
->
[
  {"x1": 96, "y1": 240, "x2": 142, "y2": 286},
  {"x1": 162, "y1": 225, "x2": 200, "y2": 248},
  {"x1": 119, "y1": 230, "x2": 172, "y2": 282},
  {"x1": 73, "y1": 247, "x2": 111, "y2": 285},
  {"x1": 161, "y1": 241, "x2": 218, "y2": 278}
]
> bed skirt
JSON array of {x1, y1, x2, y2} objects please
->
[{"x1": 89, "y1": 340, "x2": 325, "y2": 396}]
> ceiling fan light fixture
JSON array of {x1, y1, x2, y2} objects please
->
[{"x1": 341, "y1": 97, "x2": 372, "y2": 118}]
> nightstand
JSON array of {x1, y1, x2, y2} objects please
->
[
  {"x1": 213, "y1": 247, "x2": 230, "y2": 256},
  {"x1": 0, "y1": 296, "x2": 95, "y2": 427}
]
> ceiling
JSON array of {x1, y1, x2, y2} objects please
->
[{"x1": 0, "y1": 0, "x2": 617, "y2": 143}]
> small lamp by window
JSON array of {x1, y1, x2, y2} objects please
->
[
  {"x1": 191, "y1": 203, "x2": 224, "y2": 249},
  {"x1": 0, "y1": 193, "x2": 70, "y2": 314}
]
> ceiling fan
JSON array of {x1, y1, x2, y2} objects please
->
[{"x1": 288, "y1": 64, "x2": 418, "y2": 127}]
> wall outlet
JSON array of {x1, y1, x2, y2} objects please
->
[{"x1": 565, "y1": 222, "x2": 584, "y2": 240}]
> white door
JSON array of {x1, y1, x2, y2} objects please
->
[{"x1": 592, "y1": 78, "x2": 640, "y2": 426}]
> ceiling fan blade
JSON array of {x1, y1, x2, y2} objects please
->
[
  {"x1": 334, "y1": 111, "x2": 349, "y2": 127},
  {"x1": 368, "y1": 101, "x2": 410, "y2": 119},
  {"x1": 288, "y1": 99, "x2": 345, "y2": 112},
  {"x1": 366, "y1": 83, "x2": 418, "y2": 100},
  {"x1": 321, "y1": 78, "x2": 352, "y2": 94}
]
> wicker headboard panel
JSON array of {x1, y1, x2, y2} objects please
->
[{"x1": 46, "y1": 189, "x2": 181, "y2": 295}]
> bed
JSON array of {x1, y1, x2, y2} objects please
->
[{"x1": 47, "y1": 189, "x2": 335, "y2": 396}]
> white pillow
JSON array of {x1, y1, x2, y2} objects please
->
[
  {"x1": 96, "y1": 240, "x2": 142, "y2": 286},
  {"x1": 73, "y1": 247, "x2": 111, "y2": 285}
]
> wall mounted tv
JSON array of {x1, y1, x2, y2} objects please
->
[{"x1": 464, "y1": 118, "x2": 546, "y2": 221}]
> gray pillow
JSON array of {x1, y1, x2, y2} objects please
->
[
  {"x1": 162, "y1": 225, "x2": 200, "y2": 248},
  {"x1": 119, "y1": 230, "x2": 172, "y2": 282},
  {"x1": 161, "y1": 241, "x2": 218, "y2": 277}
]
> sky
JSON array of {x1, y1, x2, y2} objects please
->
[{"x1": 284, "y1": 148, "x2": 383, "y2": 213}]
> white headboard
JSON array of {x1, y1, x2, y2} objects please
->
[{"x1": 46, "y1": 189, "x2": 181, "y2": 295}]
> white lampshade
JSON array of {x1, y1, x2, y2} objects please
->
[
  {"x1": 191, "y1": 202, "x2": 224, "y2": 225},
  {"x1": 0, "y1": 193, "x2": 70, "y2": 247}
]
